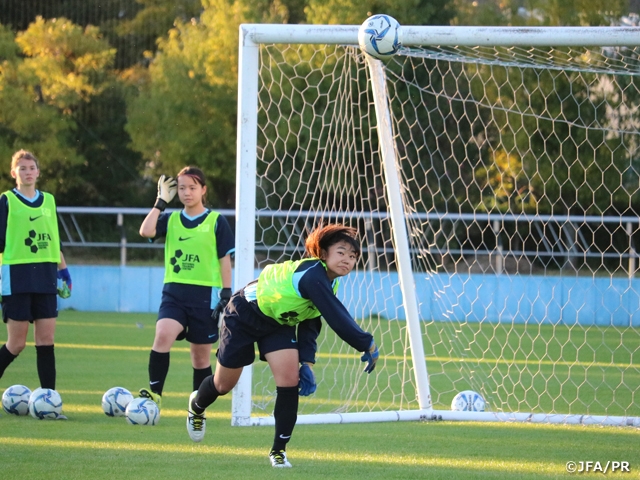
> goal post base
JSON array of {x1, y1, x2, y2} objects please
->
[
  {"x1": 248, "y1": 409, "x2": 436, "y2": 426},
  {"x1": 436, "y1": 410, "x2": 640, "y2": 427},
  {"x1": 246, "y1": 410, "x2": 640, "y2": 427}
]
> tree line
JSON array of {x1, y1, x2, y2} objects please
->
[{"x1": 0, "y1": 0, "x2": 633, "y2": 214}]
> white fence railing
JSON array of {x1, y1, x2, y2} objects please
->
[{"x1": 58, "y1": 207, "x2": 640, "y2": 275}]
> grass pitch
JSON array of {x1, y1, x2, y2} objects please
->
[{"x1": 0, "y1": 310, "x2": 638, "y2": 479}]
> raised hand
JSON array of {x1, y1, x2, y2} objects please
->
[{"x1": 154, "y1": 175, "x2": 178, "y2": 211}]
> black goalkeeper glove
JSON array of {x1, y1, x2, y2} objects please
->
[{"x1": 212, "y1": 288, "x2": 232, "y2": 323}]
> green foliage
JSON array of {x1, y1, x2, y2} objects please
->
[
  {"x1": 0, "y1": 20, "x2": 83, "y2": 195},
  {"x1": 0, "y1": 0, "x2": 638, "y2": 219},
  {"x1": 306, "y1": 0, "x2": 453, "y2": 26},
  {"x1": 15, "y1": 17, "x2": 116, "y2": 110},
  {"x1": 125, "y1": 0, "x2": 292, "y2": 207},
  {"x1": 0, "y1": 16, "x2": 148, "y2": 205},
  {"x1": 475, "y1": 150, "x2": 537, "y2": 213},
  {"x1": 453, "y1": 0, "x2": 629, "y2": 26},
  {"x1": 117, "y1": 0, "x2": 203, "y2": 39},
  {"x1": 0, "y1": 23, "x2": 18, "y2": 59},
  {"x1": 534, "y1": 0, "x2": 629, "y2": 26}
]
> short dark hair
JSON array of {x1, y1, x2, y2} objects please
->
[{"x1": 305, "y1": 224, "x2": 360, "y2": 259}]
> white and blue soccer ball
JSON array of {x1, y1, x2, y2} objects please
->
[
  {"x1": 2, "y1": 384, "x2": 32, "y2": 416},
  {"x1": 451, "y1": 390, "x2": 486, "y2": 412},
  {"x1": 125, "y1": 397, "x2": 159, "y2": 425},
  {"x1": 28, "y1": 387, "x2": 64, "y2": 419},
  {"x1": 358, "y1": 14, "x2": 403, "y2": 59},
  {"x1": 102, "y1": 387, "x2": 134, "y2": 417}
]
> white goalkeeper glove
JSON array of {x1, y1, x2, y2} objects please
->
[{"x1": 154, "y1": 175, "x2": 177, "y2": 211}]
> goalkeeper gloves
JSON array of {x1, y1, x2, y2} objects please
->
[
  {"x1": 298, "y1": 363, "x2": 316, "y2": 396},
  {"x1": 57, "y1": 268, "x2": 72, "y2": 299},
  {"x1": 154, "y1": 175, "x2": 177, "y2": 211},
  {"x1": 360, "y1": 339, "x2": 379, "y2": 374},
  {"x1": 211, "y1": 288, "x2": 232, "y2": 324}
]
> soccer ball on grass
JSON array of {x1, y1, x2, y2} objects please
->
[
  {"x1": 358, "y1": 14, "x2": 403, "y2": 59},
  {"x1": 451, "y1": 390, "x2": 486, "y2": 412},
  {"x1": 102, "y1": 387, "x2": 134, "y2": 417},
  {"x1": 2, "y1": 384, "x2": 31, "y2": 415},
  {"x1": 125, "y1": 397, "x2": 159, "y2": 425},
  {"x1": 28, "y1": 387, "x2": 64, "y2": 419}
]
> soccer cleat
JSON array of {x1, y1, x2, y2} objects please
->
[
  {"x1": 269, "y1": 450, "x2": 292, "y2": 468},
  {"x1": 186, "y1": 390, "x2": 206, "y2": 442},
  {"x1": 139, "y1": 388, "x2": 162, "y2": 410}
]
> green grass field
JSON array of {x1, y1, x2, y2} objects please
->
[{"x1": 1, "y1": 310, "x2": 638, "y2": 479}]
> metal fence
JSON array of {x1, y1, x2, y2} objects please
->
[{"x1": 58, "y1": 207, "x2": 640, "y2": 276}]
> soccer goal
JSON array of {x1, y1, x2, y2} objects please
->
[{"x1": 233, "y1": 22, "x2": 640, "y2": 427}]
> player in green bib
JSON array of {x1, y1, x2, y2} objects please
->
[
  {"x1": 0, "y1": 150, "x2": 72, "y2": 401},
  {"x1": 138, "y1": 166, "x2": 234, "y2": 413},
  {"x1": 185, "y1": 224, "x2": 379, "y2": 468}
]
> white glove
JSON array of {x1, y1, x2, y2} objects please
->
[{"x1": 154, "y1": 175, "x2": 177, "y2": 211}]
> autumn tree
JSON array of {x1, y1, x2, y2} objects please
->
[{"x1": 0, "y1": 17, "x2": 148, "y2": 206}]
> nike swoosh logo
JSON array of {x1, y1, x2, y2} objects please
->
[
  {"x1": 208, "y1": 334, "x2": 217, "y2": 338},
  {"x1": 29, "y1": 215, "x2": 42, "y2": 221},
  {"x1": 149, "y1": 381, "x2": 160, "y2": 385},
  {"x1": 279, "y1": 434, "x2": 291, "y2": 439},
  {"x1": 178, "y1": 236, "x2": 193, "y2": 241},
  {"x1": 290, "y1": 339, "x2": 297, "y2": 343}
]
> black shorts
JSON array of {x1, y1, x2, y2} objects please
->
[
  {"x1": 157, "y1": 291, "x2": 218, "y2": 344},
  {"x1": 216, "y1": 293, "x2": 297, "y2": 369},
  {"x1": 2, "y1": 293, "x2": 58, "y2": 323}
]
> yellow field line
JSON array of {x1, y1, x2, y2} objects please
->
[
  {"x1": 0, "y1": 436, "x2": 565, "y2": 474},
  {"x1": 24, "y1": 342, "x2": 639, "y2": 370},
  {"x1": 65, "y1": 403, "x2": 231, "y2": 419},
  {"x1": 57, "y1": 321, "x2": 151, "y2": 328},
  {"x1": 53, "y1": 392, "x2": 352, "y2": 410}
]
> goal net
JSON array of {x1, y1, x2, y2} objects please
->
[{"x1": 233, "y1": 24, "x2": 640, "y2": 427}]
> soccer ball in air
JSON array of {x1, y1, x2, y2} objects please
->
[
  {"x1": 358, "y1": 14, "x2": 403, "y2": 59},
  {"x1": 102, "y1": 387, "x2": 134, "y2": 417},
  {"x1": 451, "y1": 390, "x2": 486, "y2": 412},
  {"x1": 2, "y1": 384, "x2": 31, "y2": 415},
  {"x1": 28, "y1": 387, "x2": 64, "y2": 419},
  {"x1": 125, "y1": 397, "x2": 159, "y2": 425}
]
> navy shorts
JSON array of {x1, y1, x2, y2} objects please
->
[
  {"x1": 2, "y1": 293, "x2": 58, "y2": 323},
  {"x1": 216, "y1": 293, "x2": 297, "y2": 369},
  {"x1": 158, "y1": 291, "x2": 218, "y2": 344}
]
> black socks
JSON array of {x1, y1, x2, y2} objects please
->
[
  {"x1": 148, "y1": 350, "x2": 170, "y2": 395},
  {"x1": 35, "y1": 344, "x2": 56, "y2": 389},
  {"x1": 272, "y1": 386, "x2": 299, "y2": 452},
  {"x1": 0, "y1": 344, "x2": 18, "y2": 380},
  {"x1": 192, "y1": 375, "x2": 222, "y2": 414},
  {"x1": 193, "y1": 366, "x2": 212, "y2": 393}
]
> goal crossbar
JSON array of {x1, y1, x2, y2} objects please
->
[{"x1": 240, "y1": 24, "x2": 640, "y2": 47}]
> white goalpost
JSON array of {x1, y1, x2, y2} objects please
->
[{"x1": 233, "y1": 23, "x2": 640, "y2": 427}]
